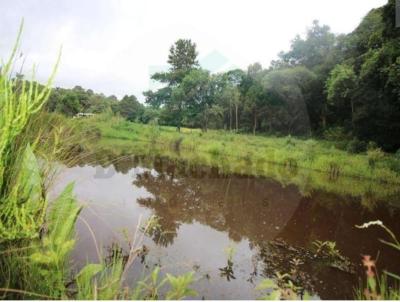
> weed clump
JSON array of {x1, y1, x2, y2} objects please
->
[
  {"x1": 347, "y1": 138, "x2": 367, "y2": 154},
  {"x1": 367, "y1": 147, "x2": 384, "y2": 169},
  {"x1": 172, "y1": 137, "x2": 184, "y2": 152}
]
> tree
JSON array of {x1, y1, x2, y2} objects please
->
[
  {"x1": 114, "y1": 95, "x2": 144, "y2": 122},
  {"x1": 145, "y1": 39, "x2": 200, "y2": 131},
  {"x1": 339, "y1": 0, "x2": 400, "y2": 150},
  {"x1": 261, "y1": 67, "x2": 315, "y2": 135},
  {"x1": 242, "y1": 63, "x2": 269, "y2": 135},
  {"x1": 223, "y1": 69, "x2": 246, "y2": 131},
  {"x1": 168, "y1": 39, "x2": 198, "y2": 76},
  {"x1": 219, "y1": 84, "x2": 240, "y2": 131},
  {"x1": 174, "y1": 69, "x2": 213, "y2": 131},
  {"x1": 275, "y1": 20, "x2": 339, "y2": 132},
  {"x1": 56, "y1": 91, "x2": 82, "y2": 116},
  {"x1": 326, "y1": 64, "x2": 356, "y2": 127}
]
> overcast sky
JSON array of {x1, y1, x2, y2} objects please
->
[{"x1": 0, "y1": 0, "x2": 387, "y2": 101}]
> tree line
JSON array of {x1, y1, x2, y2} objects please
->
[{"x1": 46, "y1": 0, "x2": 399, "y2": 151}]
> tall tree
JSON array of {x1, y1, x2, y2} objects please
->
[{"x1": 145, "y1": 39, "x2": 200, "y2": 131}]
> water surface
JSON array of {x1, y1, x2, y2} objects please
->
[{"x1": 52, "y1": 154, "x2": 400, "y2": 299}]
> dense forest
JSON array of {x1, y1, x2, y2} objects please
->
[{"x1": 47, "y1": 0, "x2": 399, "y2": 151}]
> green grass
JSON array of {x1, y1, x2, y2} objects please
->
[{"x1": 75, "y1": 114, "x2": 400, "y2": 202}]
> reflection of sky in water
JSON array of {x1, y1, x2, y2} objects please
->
[{"x1": 50, "y1": 157, "x2": 400, "y2": 300}]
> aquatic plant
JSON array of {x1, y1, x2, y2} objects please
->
[
  {"x1": 132, "y1": 266, "x2": 197, "y2": 300},
  {"x1": 256, "y1": 272, "x2": 311, "y2": 300},
  {"x1": 312, "y1": 240, "x2": 342, "y2": 259},
  {"x1": 355, "y1": 220, "x2": 400, "y2": 300}
]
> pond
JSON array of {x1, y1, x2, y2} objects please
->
[{"x1": 51, "y1": 153, "x2": 400, "y2": 300}]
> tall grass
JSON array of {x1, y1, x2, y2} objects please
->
[
  {"x1": 0, "y1": 23, "x2": 196, "y2": 300},
  {"x1": 0, "y1": 20, "x2": 60, "y2": 241}
]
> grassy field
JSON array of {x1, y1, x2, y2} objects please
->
[{"x1": 75, "y1": 114, "x2": 400, "y2": 202}]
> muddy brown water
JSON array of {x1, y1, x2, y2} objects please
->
[{"x1": 51, "y1": 154, "x2": 400, "y2": 300}]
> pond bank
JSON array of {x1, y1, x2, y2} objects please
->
[{"x1": 75, "y1": 116, "x2": 400, "y2": 204}]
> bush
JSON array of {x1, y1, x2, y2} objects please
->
[
  {"x1": 346, "y1": 138, "x2": 367, "y2": 154},
  {"x1": 367, "y1": 141, "x2": 378, "y2": 151},
  {"x1": 323, "y1": 127, "x2": 350, "y2": 141},
  {"x1": 285, "y1": 135, "x2": 295, "y2": 146},
  {"x1": 208, "y1": 145, "x2": 222, "y2": 156},
  {"x1": 367, "y1": 147, "x2": 384, "y2": 169},
  {"x1": 395, "y1": 149, "x2": 400, "y2": 159}
]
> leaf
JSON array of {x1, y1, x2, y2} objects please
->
[
  {"x1": 165, "y1": 272, "x2": 197, "y2": 300},
  {"x1": 256, "y1": 279, "x2": 277, "y2": 291},
  {"x1": 379, "y1": 239, "x2": 400, "y2": 252},
  {"x1": 76, "y1": 263, "x2": 104, "y2": 285},
  {"x1": 268, "y1": 290, "x2": 281, "y2": 300},
  {"x1": 367, "y1": 276, "x2": 377, "y2": 292},
  {"x1": 303, "y1": 291, "x2": 312, "y2": 300},
  {"x1": 151, "y1": 266, "x2": 160, "y2": 284},
  {"x1": 383, "y1": 270, "x2": 400, "y2": 281},
  {"x1": 47, "y1": 182, "x2": 82, "y2": 244},
  {"x1": 13, "y1": 144, "x2": 42, "y2": 205}
]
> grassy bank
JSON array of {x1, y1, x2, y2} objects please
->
[{"x1": 75, "y1": 114, "x2": 400, "y2": 202}]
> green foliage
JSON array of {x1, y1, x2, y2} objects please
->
[
  {"x1": 113, "y1": 95, "x2": 144, "y2": 122},
  {"x1": 0, "y1": 21, "x2": 59, "y2": 241},
  {"x1": 347, "y1": 138, "x2": 367, "y2": 154},
  {"x1": 33, "y1": 183, "x2": 82, "y2": 266},
  {"x1": 256, "y1": 273, "x2": 311, "y2": 300},
  {"x1": 47, "y1": 86, "x2": 118, "y2": 116},
  {"x1": 326, "y1": 64, "x2": 356, "y2": 103},
  {"x1": 132, "y1": 267, "x2": 197, "y2": 300},
  {"x1": 165, "y1": 272, "x2": 197, "y2": 300},
  {"x1": 312, "y1": 240, "x2": 342, "y2": 260},
  {"x1": 367, "y1": 147, "x2": 385, "y2": 169}
]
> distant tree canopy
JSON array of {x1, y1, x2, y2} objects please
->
[{"x1": 45, "y1": 0, "x2": 399, "y2": 151}]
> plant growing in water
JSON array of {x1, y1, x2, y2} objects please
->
[
  {"x1": 256, "y1": 272, "x2": 311, "y2": 300},
  {"x1": 355, "y1": 220, "x2": 400, "y2": 300}
]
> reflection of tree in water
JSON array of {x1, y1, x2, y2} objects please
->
[
  {"x1": 134, "y1": 162, "x2": 302, "y2": 246},
  {"x1": 130, "y1": 156, "x2": 400, "y2": 299},
  {"x1": 139, "y1": 197, "x2": 180, "y2": 247}
]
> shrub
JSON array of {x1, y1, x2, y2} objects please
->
[
  {"x1": 172, "y1": 137, "x2": 184, "y2": 152},
  {"x1": 395, "y1": 149, "x2": 400, "y2": 159},
  {"x1": 367, "y1": 141, "x2": 378, "y2": 151},
  {"x1": 147, "y1": 119, "x2": 161, "y2": 143},
  {"x1": 367, "y1": 147, "x2": 384, "y2": 169},
  {"x1": 346, "y1": 138, "x2": 367, "y2": 154},
  {"x1": 323, "y1": 127, "x2": 350, "y2": 141},
  {"x1": 208, "y1": 145, "x2": 222, "y2": 157},
  {"x1": 285, "y1": 135, "x2": 295, "y2": 146}
]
